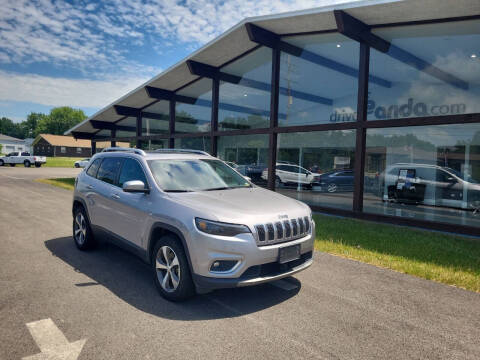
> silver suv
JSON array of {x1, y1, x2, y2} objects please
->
[{"x1": 72, "y1": 148, "x2": 314, "y2": 301}]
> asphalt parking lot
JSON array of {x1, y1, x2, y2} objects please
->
[{"x1": 1, "y1": 166, "x2": 479, "y2": 359}]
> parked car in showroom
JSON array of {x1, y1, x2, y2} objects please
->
[
  {"x1": 74, "y1": 158, "x2": 91, "y2": 168},
  {"x1": 262, "y1": 163, "x2": 320, "y2": 187},
  {"x1": 312, "y1": 169, "x2": 354, "y2": 193},
  {"x1": 0, "y1": 152, "x2": 46, "y2": 167},
  {"x1": 72, "y1": 148, "x2": 314, "y2": 301},
  {"x1": 379, "y1": 163, "x2": 480, "y2": 210}
]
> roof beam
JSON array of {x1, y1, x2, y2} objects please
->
[
  {"x1": 334, "y1": 10, "x2": 468, "y2": 90},
  {"x1": 90, "y1": 120, "x2": 136, "y2": 133},
  {"x1": 113, "y1": 105, "x2": 141, "y2": 117},
  {"x1": 187, "y1": 60, "x2": 333, "y2": 105},
  {"x1": 145, "y1": 86, "x2": 174, "y2": 100},
  {"x1": 71, "y1": 131, "x2": 95, "y2": 140},
  {"x1": 245, "y1": 23, "x2": 391, "y2": 88}
]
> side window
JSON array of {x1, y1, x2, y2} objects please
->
[
  {"x1": 86, "y1": 158, "x2": 102, "y2": 178},
  {"x1": 118, "y1": 158, "x2": 148, "y2": 188},
  {"x1": 21, "y1": 152, "x2": 30, "y2": 156},
  {"x1": 97, "y1": 158, "x2": 123, "y2": 186}
]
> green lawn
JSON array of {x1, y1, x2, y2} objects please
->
[
  {"x1": 35, "y1": 177, "x2": 76, "y2": 190},
  {"x1": 44, "y1": 157, "x2": 84, "y2": 168},
  {"x1": 36, "y1": 176, "x2": 480, "y2": 293}
]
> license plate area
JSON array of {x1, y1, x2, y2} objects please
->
[{"x1": 278, "y1": 244, "x2": 301, "y2": 264}]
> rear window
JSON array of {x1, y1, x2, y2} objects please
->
[
  {"x1": 96, "y1": 158, "x2": 123, "y2": 186},
  {"x1": 86, "y1": 158, "x2": 102, "y2": 178}
]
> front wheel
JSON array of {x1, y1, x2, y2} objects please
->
[
  {"x1": 35, "y1": 163, "x2": 41, "y2": 168},
  {"x1": 9, "y1": 163, "x2": 15, "y2": 167},
  {"x1": 74, "y1": 163, "x2": 79, "y2": 168},
  {"x1": 24, "y1": 160, "x2": 31, "y2": 167},
  {"x1": 73, "y1": 207, "x2": 95, "y2": 250},
  {"x1": 152, "y1": 235, "x2": 195, "y2": 301},
  {"x1": 0, "y1": 160, "x2": 3, "y2": 166}
]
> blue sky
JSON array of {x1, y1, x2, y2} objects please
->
[{"x1": 0, "y1": 0, "x2": 353, "y2": 123}]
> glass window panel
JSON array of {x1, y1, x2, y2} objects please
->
[
  {"x1": 142, "y1": 100, "x2": 169, "y2": 136},
  {"x1": 174, "y1": 136, "x2": 211, "y2": 153},
  {"x1": 276, "y1": 130, "x2": 356, "y2": 210},
  {"x1": 139, "y1": 139, "x2": 169, "y2": 150},
  {"x1": 217, "y1": 134, "x2": 269, "y2": 187},
  {"x1": 115, "y1": 117, "x2": 137, "y2": 138},
  {"x1": 279, "y1": 33, "x2": 359, "y2": 126},
  {"x1": 175, "y1": 79, "x2": 212, "y2": 133},
  {"x1": 368, "y1": 20, "x2": 480, "y2": 120},
  {"x1": 364, "y1": 123, "x2": 480, "y2": 227},
  {"x1": 218, "y1": 47, "x2": 272, "y2": 130}
]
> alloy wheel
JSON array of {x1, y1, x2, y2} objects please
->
[
  {"x1": 74, "y1": 212, "x2": 87, "y2": 245},
  {"x1": 327, "y1": 183, "x2": 337, "y2": 193},
  {"x1": 156, "y1": 246, "x2": 181, "y2": 293}
]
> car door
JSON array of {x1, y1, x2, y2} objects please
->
[
  {"x1": 109, "y1": 157, "x2": 152, "y2": 248},
  {"x1": 94, "y1": 157, "x2": 124, "y2": 235},
  {"x1": 81, "y1": 157, "x2": 103, "y2": 226}
]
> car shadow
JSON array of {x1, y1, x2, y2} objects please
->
[{"x1": 44, "y1": 237, "x2": 301, "y2": 321}]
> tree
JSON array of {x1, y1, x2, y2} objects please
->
[
  {"x1": 24, "y1": 112, "x2": 47, "y2": 138},
  {"x1": 36, "y1": 107, "x2": 87, "y2": 136},
  {"x1": 0, "y1": 117, "x2": 25, "y2": 139}
]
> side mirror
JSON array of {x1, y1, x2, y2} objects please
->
[{"x1": 123, "y1": 180, "x2": 150, "y2": 194}]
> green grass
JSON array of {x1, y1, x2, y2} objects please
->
[
  {"x1": 33, "y1": 176, "x2": 480, "y2": 293},
  {"x1": 44, "y1": 157, "x2": 84, "y2": 168},
  {"x1": 314, "y1": 214, "x2": 480, "y2": 293},
  {"x1": 35, "y1": 177, "x2": 75, "y2": 190}
]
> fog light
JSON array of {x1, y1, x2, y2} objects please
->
[{"x1": 210, "y1": 260, "x2": 238, "y2": 272}]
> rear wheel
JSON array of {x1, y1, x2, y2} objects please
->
[
  {"x1": 0, "y1": 159, "x2": 3, "y2": 166},
  {"x1": 35, "y1": 163, "x2": 41, "y2": 168},
  {"x1": 24, "y1": 160, "x2": 31, "y2": 168},
  {"x1": 9, "y1": 163, "x2": 15, "y2": 167},
  {"x1": 73, "y1": 207, "x2": 95, "y2": 250},
  {"x1": 152, "y1": 235, "x2": 195, "y2": 301},
  {"x1": 74, "y1": 163, "x2": 79, "y2": 168}
]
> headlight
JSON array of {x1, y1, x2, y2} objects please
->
[{"x1": 195, "y1": 218, "x2": 251, "y2": 237}]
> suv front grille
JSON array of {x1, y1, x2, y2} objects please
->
[{"x1": 255, "y1": 217, "x2": 311, "y2": 246}]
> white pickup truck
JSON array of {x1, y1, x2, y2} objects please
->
[{"x1": 0, "y1": 152, "x2": 47, "y2": 168}]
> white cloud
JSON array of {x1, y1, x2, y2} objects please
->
[{"x1": 0, "y1": 70, "x2": 149, "y2": 108}]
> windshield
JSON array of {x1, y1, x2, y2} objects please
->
[{"x1": 148, "y1": 159, "x2": 252, "y2": 192}]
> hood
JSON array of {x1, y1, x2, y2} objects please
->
[{"x1": 167, "y1": 186, "x2": 310, "y2": 223}]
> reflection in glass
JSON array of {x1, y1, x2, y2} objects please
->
[
  {"x1": 276, "y1": 130, "x2": 356, "y2": 210},
  {"x1": 140, "y1": 139, "x2": 169, "y2": 150},
  {"x1": 218, "y1": 47, "x2": 272, "y2": 130},
  {"x1": 115, "y1": 117, "x2": 137, "y2": 138},
  {"x1": 217, "y1": 134, "x2": 269, "y2": 187},
  {"x1": 142, "y1": 100, "x2": 169, "y2": 136},
  {"x1": 174, "y1": 137, "x2": 211, "y2": 153},
  {"x1": 368, "y1": 20, "x2": 480, "y2": 120},
  {"x1": 176, "y1": 79, "x2": 212, "y2": 133},
  {"x1": 364, "y1": 124, "x2": 480, "y2": 227},
  {"x1": 279, "y1": 34, "x2": 359, "y2": 126}
]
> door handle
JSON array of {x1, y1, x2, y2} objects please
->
[
  {"x1": 111, "y1": 194, "x2": 120, "y2": 200},
  {"x1": 87, "y1": 185, "x2": 94, "y2": 190}
]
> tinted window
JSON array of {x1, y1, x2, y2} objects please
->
[
  {"x1": 96, "y1": 158, "x2": 123, "y2": 185},
  {"x1": 118, "y1": 158, "x2": 148, "y2": 188},
  {"x1": 86, "y1": 158, "x2": 102, "y2": 178},
  {"x1": 21, "y1": 152, "x2": 30, "y2": 156}
]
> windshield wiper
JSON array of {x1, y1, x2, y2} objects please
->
[
  {"x1": 204, "y1": 187, "x2": 231, "y2": 191},
  {"x1": 164, "y1": 189, "x2": 193, "y2": 193}
]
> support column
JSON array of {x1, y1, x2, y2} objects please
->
[
  {"x1": 267, "y1": 48, "x2": 281, "y2": 191},
  {"x1": 91, "y1": 141, "x2": 96, "y2": 156},
  {"x1": 211, "y1": 78, "x2": 219, "y2": 156},
  {"x1": 169, "y1": 100, "x2": 175, "y2": 148},
  {"x1": 111, "y1": 129, "x2": 116, "y2": 147},
  {"x1": 352, "y1": 42, "x2": 370, "y2": 212},
  {"x1": 136, "y1": 115, "x2": 142, "y2": 149}
]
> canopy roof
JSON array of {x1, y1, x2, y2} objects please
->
[{"x1": 65, "y1": 0, "x2": 480, "y2": 137}]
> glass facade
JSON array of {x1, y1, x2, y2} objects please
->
[
  {"x1": 95, "y1": 18, "x2": 480, "y2": 235},
  {"x1": 217, "y1": 134, "x2": 269, "y2": 187},
  {"x1": 279, "y1": 34, "x2": 359, "y2": 126},
  {"x1": 368, "y1": 20, "x2": 480, "y2": 120},
  {"x1": 276, "y1": 130, "x2": 356, "y2": 210},
  {"x1": 218, "y1": 47, "x2": 272, "y2": 130}
]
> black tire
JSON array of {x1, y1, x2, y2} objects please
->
[
  {"x1": 35, "y1": 163, "x2": 41, "y2": 168},
  {"x1": 73, "y1": 206, "x2": 95, "y2": 250},
  {"x1": 152, "y1": 235, "x2": 195, "y2": 301},
  {"x1": 0, "y1": 160, "x2": 3, "y2": 166},
  {"x1": 9, "y1": 163, "x2": 15, "y2": 167},
  {"x1": 24, "y1": 160, "x2": 31, "y2": 168},
  {"x1": 74, "y1": 163, "x2": 79, "y2": 168}
]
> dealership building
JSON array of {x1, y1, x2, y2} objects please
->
[{"x1": 66, "y1": 0, "x2": 480, "y2": 236}]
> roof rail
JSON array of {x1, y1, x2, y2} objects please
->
[
  {"x1": 151, "y1": 149, "x2": 210, "y2": 156},
  {"x1": 101, "y1": 147, "x2": 146, "y2": 156}
]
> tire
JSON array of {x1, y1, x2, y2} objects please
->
[
  {"x1": 73, "y1": 206, "x2": 95, "y2": 250},
  {"x1": 9, "y1": 163, "x2": 15, "y2": 167},
  {"x1": 327, "y1": 183, "x2": 338, "y2": 193},
  {"x1": 152, "y1": 235, "x2": 195, "y2": 301},
  {"x1": 275, "y1": 176, "x2": 283, "y2": 188},
  {"x1": 24, "y1": 160, "x2": 31, "y2": 168},
  {"x1": 35, "y1": 163, "x2": 41, "y2": 168},
  {"x1": 74, "y1": 163, "x2": 79, "y2": 168},
  {"x1": 0, "y1": 160, "x2": 3, "y2": 166}
]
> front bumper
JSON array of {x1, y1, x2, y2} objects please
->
[{"x1": 193, "y1": 251, "x2": 313, "y2": 290}]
